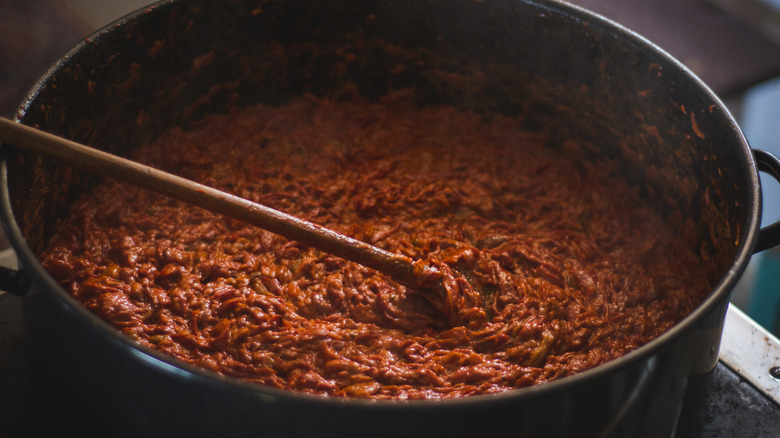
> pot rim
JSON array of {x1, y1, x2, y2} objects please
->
[{"x1": 0, "y1": 0, "x2": 762, "y2": 409}]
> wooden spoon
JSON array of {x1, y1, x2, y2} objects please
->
[{"x1": 0, "y1": 117, "x2": 439, "y2": 294}]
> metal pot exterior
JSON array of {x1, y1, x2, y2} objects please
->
[
  {"x1": 0, "y1": 1, "x2": 759, "y2": 437},
  {"x1": 19, "y1": 272, "x2": 729, "y2": 438}
]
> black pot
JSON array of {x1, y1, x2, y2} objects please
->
[{"x1": 2, "y1": 0, "x2": 779, "y2": 437}]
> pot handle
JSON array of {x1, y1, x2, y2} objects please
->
[
  {"x1": 0, "y1": 251, "x2": 27, "y2": 297},
  {"x1": 754, "y1": 149, "x2": 780, "y2": 253}
]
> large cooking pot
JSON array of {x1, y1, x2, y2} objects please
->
[{"x1": 2, "y1": 0, "x2": 780, "y2": 437}]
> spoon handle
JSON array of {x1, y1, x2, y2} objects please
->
[{"x1": 0, "y1": 117, "x2": 418, "y2": 286}]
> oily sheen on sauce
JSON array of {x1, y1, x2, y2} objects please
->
[{"x1": 40, "y1": 96, "x2": 710, "y2": 400}]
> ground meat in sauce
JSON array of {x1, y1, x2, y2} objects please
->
[{"x1": 40, "y1": 95, "x2": 711, "y2": 400}]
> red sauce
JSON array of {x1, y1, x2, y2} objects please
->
[{"x1": 40, "y1": 96, "x2": 710, "y2": 399}]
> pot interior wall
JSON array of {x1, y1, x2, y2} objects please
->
[{"x1": 5, "y1": 0, "x2": 750, "y2": 290}]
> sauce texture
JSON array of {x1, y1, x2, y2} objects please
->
[{"x1": 40, "y1": 96, "x2": 710, "y2": 399}]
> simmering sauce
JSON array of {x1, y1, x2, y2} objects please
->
[{"x1": 40, "y1": 96, "x2": 710, "y2": 399}]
